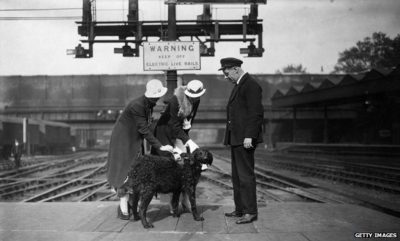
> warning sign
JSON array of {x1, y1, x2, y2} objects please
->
[{"x1": 143, "y1": 41, "x2": 201, "y2": 71}]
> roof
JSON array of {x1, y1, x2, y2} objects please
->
[{"x1": 271, "y1": 66, "x2": 400, "y2": 107}]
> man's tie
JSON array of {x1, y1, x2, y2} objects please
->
[{"x1": 228, "y1": 83, "x2": 239, "y2": 103}]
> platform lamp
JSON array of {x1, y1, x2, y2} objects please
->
[
  {"x1": 240, "y1": 41, "x2": 264, "y2": 57},
  {"x1": 114, "y1": 44, "x2": 139, "y2": 57},
  {"x1": 66, "y1": 44, "x2": 92, "y2": 58},
  {"x1": 199, "y1": 42, "x2": 215, "y2": 57}
]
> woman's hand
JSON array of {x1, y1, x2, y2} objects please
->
[{"x1": 160, "y1": 145, "x2": 174, "y2": 153}]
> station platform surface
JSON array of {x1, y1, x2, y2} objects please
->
[{"x1": 1, "y1": 201, "x2": 399, "y2": 241}]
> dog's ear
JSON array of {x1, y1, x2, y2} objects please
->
[
  {"x1": 207, "y1": 151, "x2": 213, "y2": 165},
  {"x1": 192, "y1": 148, "x2": 202, "y2": 160}
]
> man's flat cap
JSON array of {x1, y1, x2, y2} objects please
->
[{"x1": 218, "y1": 57, "x2": 243, "y2": 71}]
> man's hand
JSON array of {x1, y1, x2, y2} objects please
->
[
  {"x1": 160, "y1": 145, "x2": 174, "y2": 153},
  {"x1": 243, "y1": 138, "x2": 253, "y2": 149}
]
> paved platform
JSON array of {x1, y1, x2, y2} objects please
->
[{"x1": 1, "y1": 201, "x2": 399, "y2": 241}]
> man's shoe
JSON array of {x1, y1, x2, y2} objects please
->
[
  {"x1": 117, "y1": 205, "x2": 131, "y2": 220},
  {"x1": 235, "y1": 214, "x2": 257, "y2": 224},
  {"x1": 225, "y1": 210, "x2": 243, "y2": 217}
]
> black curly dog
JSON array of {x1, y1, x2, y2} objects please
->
[{"x1": 127, "y1": 148, "x2": 213, "y2": 229}]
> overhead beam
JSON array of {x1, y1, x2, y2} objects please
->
[
  {"x1": 77, "y1": 22, "x2": 262, "y2": 38},
  {"x1": 76, "y1": 0, "x2": 265, "y2": 57},
  {"x1": 174, "y1": 0, "x2": 266, "y2": 4}
]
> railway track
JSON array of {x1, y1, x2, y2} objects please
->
[
  {"x1": 0, "y1": 151, "x2": 114, "y2": 202},
  {"x1": 0, "y1": 152, "x2": 95, "y2": 172},
  {"x1": 212, "y1": 149, "x2": 400, "y2": 217},
  {"x1": 254, "y1": 152, "x2": 400, "y2": 194},
  {"x1": 1, "y1": 149, "x2": 399, "y2": 218},
  {"x1": 207, "y1": 154, "x2": 346, "y2": 204},
  {"x1": 0, "y1": 150, "x2": 361, "y2": 204},
  {"x1": 3, "y1": 150, "x2": 334, "y2": 204}
]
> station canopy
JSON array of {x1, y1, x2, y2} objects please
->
[{"x1": 271, "y1": 65, "x2": 400, "y2": 108}]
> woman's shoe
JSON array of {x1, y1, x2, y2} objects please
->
[{"x1": 117, "y1": 205, "x2": 131, "y2": 220}]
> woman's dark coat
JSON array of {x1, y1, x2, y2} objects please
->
[
  {"x1": 107, "y1": 96, "x2": 162, "y2": 188},
  {"x1": 153, "y1": 87, "x2": 199, "y2": 149}
]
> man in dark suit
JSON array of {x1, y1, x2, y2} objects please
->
[{"x1": 220, "y1": 57, "x2": 264, "y2": 224}]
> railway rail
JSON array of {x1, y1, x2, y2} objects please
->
[
  {"x1": 207, "y1": 155, "x2": 346, "y2": 204},
  {"x1": 1, "y1": 149, "x2": 399, "y2": 218},
  {"x1": 254, "y1": 152, "x2": 400, "y2": 194},
  {"x1": 212, "y1": 149, "x2": 400, "y2": 217},
  {"x1": 0, "y1": 151, "x2": 110, "y2": 202}
]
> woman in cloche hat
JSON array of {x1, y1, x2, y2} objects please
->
[
  {"x1": 106, "y1": 79, "x2": 174, "y2": 220},
  {"x1": 151, "y1": 79, "x2": 207, "y2": 212}
]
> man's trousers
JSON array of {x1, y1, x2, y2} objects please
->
[{"x1": 231, "y1": 145, "x2": 257, "y2": 214}]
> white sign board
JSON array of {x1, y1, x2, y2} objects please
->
[{"x1": 143, "y1": 41, "x2": 201, "y2": 71}]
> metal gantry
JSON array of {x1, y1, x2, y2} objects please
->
[
  {"x1": 74, "y1": 0, "x2": 266, "y2": 58},
  {"x1": 73, "y1": 0, "x2": 266, "y2": 97}
]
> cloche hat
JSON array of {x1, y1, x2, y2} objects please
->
[
  {"x1": 184, "y1": 79, "x2": 206, "y2": 98},
  {"x1": 144, "y1": 79, "x2": 168, "y2": 98}
]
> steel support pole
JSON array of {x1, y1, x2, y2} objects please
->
[
  {"x1": 23, "y1": 118, "x2": 30, "y2": 156},
  {"x1": 82, "y1": 0, "x2": 91, "y2": 23},
  {"x1": 128, "y1": 0, "x2": 139, "y2": 21},
  {"x1": 166, "y1": 1, "x2": 177, "y2": 99},
  {"x1": 128, "y1": 0, "x2": 141, "y2": 54}
]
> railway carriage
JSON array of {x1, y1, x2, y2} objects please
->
[{"x1": 0, "y1": 116, "x2": 73, "y2": 160}]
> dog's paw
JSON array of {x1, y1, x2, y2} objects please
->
[
  {"x1": 172, "y1": 213, "x2": 181, "y2": 218},
  {"x1": 133, "y1": 215, "x2": 141, "y2": 221},
  {"x1": 143, "y1": 223, "x2": 154, "y2": 229},
  {"x1": 194, "y1": 216, "x2": 204, "y2": 221}
]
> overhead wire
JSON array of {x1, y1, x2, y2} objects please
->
[
  {"x1": 0, "y1": 17, "x2": 81, "y2": 21},
  {"x1": 0, "y1": 8, "x2": 81, "y2": 11},
  {"x1": 0, "y1": 7, "x2": 127, "y2": 21},
  {"x1": 0, "y1": 8, "x2": 125, "y2": 12}
]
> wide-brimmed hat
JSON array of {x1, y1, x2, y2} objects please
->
[
  {"x1": 144, "y1": 79, "x2": 168, "y2": 98},
  {"x1": 184, "y1": 79, "x2": 206, "y2": 98},
  {"x1": 218, "y1": 57, "x2": 243, "y2": 71}
]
